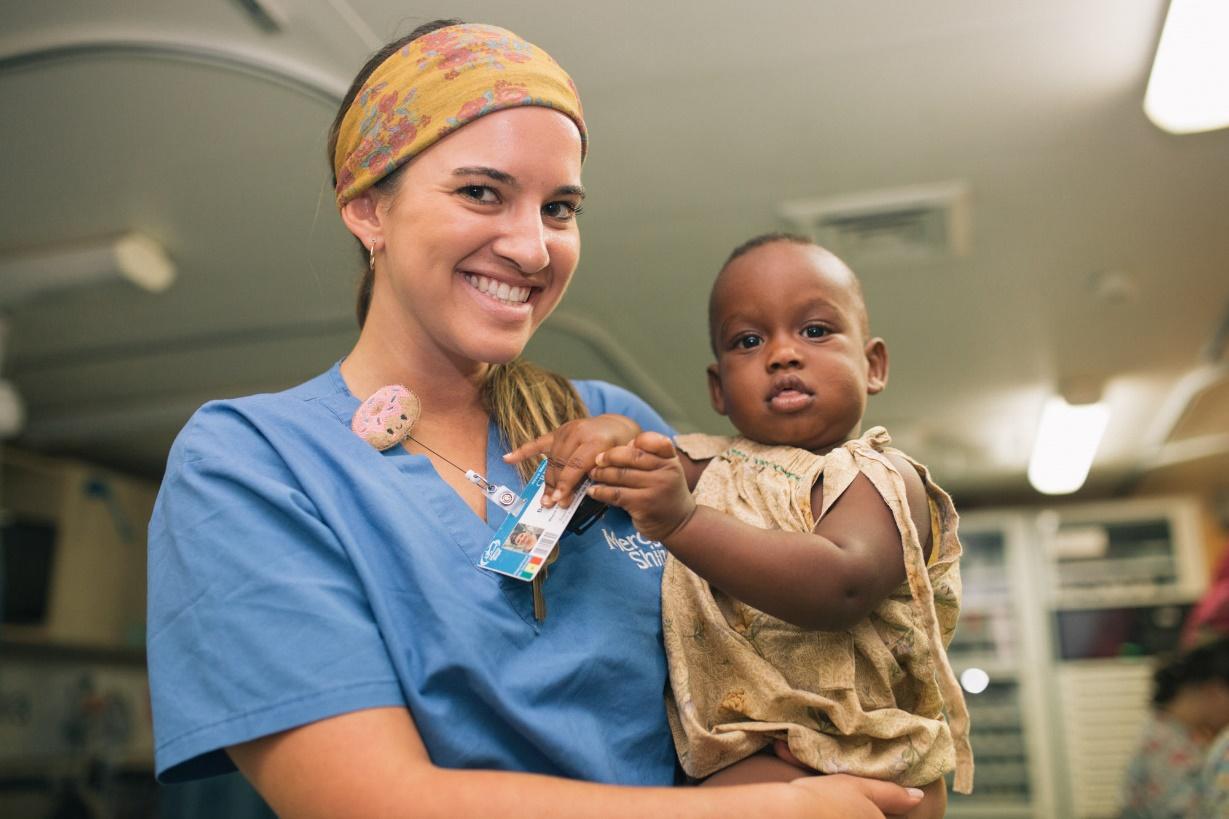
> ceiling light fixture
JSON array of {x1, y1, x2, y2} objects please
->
[
  {"x1": 0, "y1": 232, "x2": 175, "y2": 308},
  {"x1": 0, "y1": 318, "x2": 23, "y2": 438},
  {"x1": 959, "y1": 668, "x2": 990, "y2": 695},
  {"x1": 1028, "y1": 396, "x2": 1110, "y2": 495},
  {"x1": 1144, "y1": 0, "x2": 1229, "y2": 134}
]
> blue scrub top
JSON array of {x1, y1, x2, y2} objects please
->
[{"x1": 147, "y1": 363, "x2": 677, "y2": 785}]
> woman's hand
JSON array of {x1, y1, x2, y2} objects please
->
[
  {"x1": 503, "y1": 414, "x2": 641, "y2": 507},
  {"x1": 774, "y1": 742, "x2": 946, "y2": 819},
  {"x1": 788, "y1": 775, "x2": 927, "y2": 819},
  {"x1": 587, "y1": 431, "x2": 697, "y2": 543}
]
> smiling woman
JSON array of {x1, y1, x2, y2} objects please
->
[
  {"x1": 143, "y1": 18, "x2": 927, "y2": 819},
  {"x1": 326, "y1": 22, "x2": 591, "y2": 488},
  {"x1": 340, "y1": 108, "x2": 584, "y2": 393}
]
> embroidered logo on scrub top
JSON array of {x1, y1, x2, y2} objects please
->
[{"x1": 601, "y1": 527, "x2": 667, "y2": 570}]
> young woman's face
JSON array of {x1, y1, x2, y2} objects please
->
[
  {"x1": 364, "y1": 107, "x2": 584, "y2": 368},
  {"x1": 706, "y1": 242, "x2": 887, "y2": 453}
]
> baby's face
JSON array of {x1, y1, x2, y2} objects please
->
[{"x1": 707, "y1": 242, "x2": 886, "y2": 452}]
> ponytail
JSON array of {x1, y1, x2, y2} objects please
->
[{"x1": 482, "y1": 358, "x2": 588, "y2": 481}]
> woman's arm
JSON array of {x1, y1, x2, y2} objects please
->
[
  {"x1": 588, "y1": 434, "x2": 926, "y2": 631},
  {"x1": 228, "y1": 707, "x2": 924, "y2": 819}
]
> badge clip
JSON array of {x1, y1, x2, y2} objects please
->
[{"x1": 466, "y1": 470, "x2": 526, "y2": 515}]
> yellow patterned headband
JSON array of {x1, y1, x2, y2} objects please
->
[{"x1": 333, "y1": 23, "x2": 587, "y2": 207}]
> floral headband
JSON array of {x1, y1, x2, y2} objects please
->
[{"x1": 332, "y1": 23, "x2": 587, "y2": 208}]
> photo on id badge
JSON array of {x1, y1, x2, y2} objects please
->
[
  {"x1": 481, "y1": 459, "x2": 576, "y2": 581},
  {"x1": 506, "y1": 522, "x2": 544, "y2": 553}
]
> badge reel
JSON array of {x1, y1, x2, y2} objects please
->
[
  {"x1": 465, "y1": 471, "x2": 527, "y2": 516},
  {"x1": 351, "y1": 385, "x2": 607, "y2": 586}
]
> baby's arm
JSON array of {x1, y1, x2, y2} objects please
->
[
  {"x1": 588, "y1": 433, "x2": 927, "y2": 631},
  {"x1": 504, "y1": 414, "x2": 710, "y2": 508},
  {"x1": 504, "y1": 414, "x2": 642, "y2": 507}
]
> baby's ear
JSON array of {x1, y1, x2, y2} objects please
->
[
  {"x1": 706, "y1": 364, "x2": 728, "y2": 415},
  {"x1": 865, "y1": 338, "x2": 889, "y2": 395}
]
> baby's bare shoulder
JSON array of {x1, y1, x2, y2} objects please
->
[{"x1": 885, "y1": 450, "x2": 933, "y2": 558}]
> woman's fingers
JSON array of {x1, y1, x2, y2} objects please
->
[{"x1": 790, "y1": 774, "x2": 925, "y2": 818}]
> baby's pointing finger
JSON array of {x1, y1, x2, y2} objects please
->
[
  {"x1": 503, "y1": 433, "x2": 554, "y2": 465},
  {"x1": 546, "y1": 451, "x2": 597, "y2": 506}
]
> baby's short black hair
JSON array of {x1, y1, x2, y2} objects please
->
[
  {"x1": 1152, "y1": 636, "x2": 1229, "y2": 707},
  {"x1": 723, "y1": 232, "x2": 817, "y2": 268},
  {"x1": 709, "y1": 233, "x2": 869, "y2": 355}
]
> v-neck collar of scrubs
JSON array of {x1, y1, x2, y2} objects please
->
[{"x1": 318, "y1": 360, "x2": 524, "y2": 555}]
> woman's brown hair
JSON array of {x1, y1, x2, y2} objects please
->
[{"x1": 327, "y1": 19, "x2": 588, "y2": 479}]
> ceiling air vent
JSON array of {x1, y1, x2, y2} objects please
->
[{"x1": 778, "y1": 181, "x2": 970, "y2": 265}]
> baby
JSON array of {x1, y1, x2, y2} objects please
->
[{"x1": 583, "y1": 234, "x2": 973, "y2": 796}]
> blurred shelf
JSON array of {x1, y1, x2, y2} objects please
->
[
  {"x1": 0, "y1": 635, "x2": 146, "y2": 666},
  {"x1": 947, "y1": 801, "x2": 1034, "y2": 819}
]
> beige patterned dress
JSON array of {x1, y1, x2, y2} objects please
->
[{"x1": 664, "y1": 427, "x2": 974, "y2": 793}]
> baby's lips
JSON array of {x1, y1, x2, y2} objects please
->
[{"x1": 766, "y1": 374, "x2": 812, "y2": 401}]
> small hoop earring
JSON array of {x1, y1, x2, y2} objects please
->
[{"x1": 368, "y1": 240, "x2": 377, "y2": 272}]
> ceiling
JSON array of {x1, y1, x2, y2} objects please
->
[{"x1": 1, "y1": 0, "x2": 1227, "y2": 508}]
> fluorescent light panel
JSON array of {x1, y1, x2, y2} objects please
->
[
  {"x1": 1144, "y1": 0, "x2": 1229, "y2": 134},
  {"x1": 1028, "y1": 397, "x2": 1109, "y2": 495}
]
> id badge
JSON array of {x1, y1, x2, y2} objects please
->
[{"x1": 480, "y1": 459, "x2": 600, "y2": 582}]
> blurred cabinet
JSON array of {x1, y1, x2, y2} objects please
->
[
  {"x1": 0, "y1": 650, "x2": 154, "y2": 771},
  {"x1": 1, "y1": 449, "x2": 158, "y2": 815},
  {"x1": 948, "y1": 514, "x2": 1057, "y2": 818},
  {"x1": 2, "y1": 448, "x2": 156, "y2": 649},
  {"x1": 946, "y1": 497, "x2": 1209, "y2": 819},
  {"x1": 1052, "y1": 660, "x2": 1154, "y2": 817},
  {"x1": 1040, "y1": 497, "x2": 1206, "y2": 819},
  {"x1": 1042, "y1": 497, "x2": 1206, "y2": 610}
]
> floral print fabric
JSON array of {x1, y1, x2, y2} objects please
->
[
  {"x1": 1121, "y1": 714, "x2": 1212, "y2": 818},
  {"x1": 1200, "y1": 727, "x2": 1229, "y2": 819},
  {"x1": 333, "y1": 23, "x2": 586, "y2": 207},
  {"x1": 664, "y1": 427, "x2": 974, "y2": 792}
]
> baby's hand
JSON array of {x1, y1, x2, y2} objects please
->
[
  {"x1": 503, "y1": 414, "x2": 641, "y2": 507},
  {"x1": 587, "y1": 431, "x2": 696, "y2": 543}
]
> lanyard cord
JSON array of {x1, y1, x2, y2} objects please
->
[
  {"x1": 407, "y1": 434, "x2": 470, "y2": 477},
  {"x1": 404, "y1": 432, "x2": 523, "y2": 513}
]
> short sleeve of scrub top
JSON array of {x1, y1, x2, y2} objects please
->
[{"x1": 147, "y1": 365, "x2": 678, "y2": 786}]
